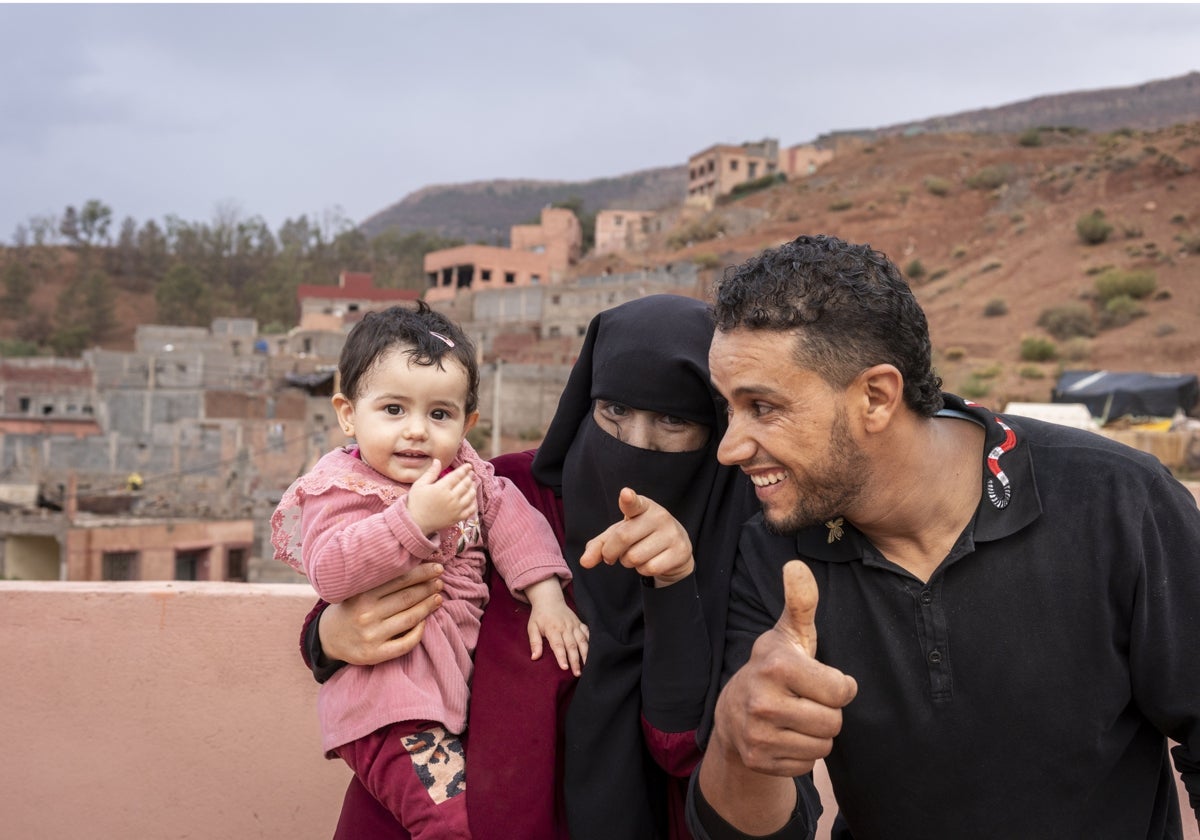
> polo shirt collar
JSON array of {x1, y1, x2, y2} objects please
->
[{"x1": 791, "y1": 393, "x2": 1044, "y2": 563}]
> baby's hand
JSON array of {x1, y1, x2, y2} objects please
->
[
  {"x1": 524, "y1": 578, "x2": 589, "y2": 677},
  {"x1": 406, "y1": 461, "x2": 477, "y2": 537}
]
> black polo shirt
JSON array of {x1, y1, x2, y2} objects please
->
[{"x1": 692, "y1": 394, "x2": 1200, "y2": 840}]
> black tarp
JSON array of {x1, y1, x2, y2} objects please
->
[
  {"x1": 1051, "y1": 370, "x2": 1200, "y2": 420},
  {"x1": 284, "y1": 369, "x2": 336, "y2": 396}
]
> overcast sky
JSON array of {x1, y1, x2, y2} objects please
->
[{"x1": 2, "y1": 3, "x2": 1198, "y2": 244}]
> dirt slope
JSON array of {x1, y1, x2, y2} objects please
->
[{"x1": 622, "y1": 124, "x2": 1200, "y2": 408}]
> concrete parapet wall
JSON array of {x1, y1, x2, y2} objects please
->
[{"x1": 0, "y1": 581, "x2": 349, "y2": 840}]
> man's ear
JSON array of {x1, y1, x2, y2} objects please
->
[
  {"x1": 857, "y1": 364, "x2": 904, "y2": 433},
  {"x1": 332, "y1": 393, "x2": 355, "y2": 437},
  {"x1": 463, "y1": 411, "x2": 480, "y2": 435}
]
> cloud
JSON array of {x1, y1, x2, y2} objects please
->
[{"x1": 1, "y1": 3, "x2": 1197, "y2": 241}]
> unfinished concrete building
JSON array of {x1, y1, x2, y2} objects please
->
[{"x1": 423, "y1": 207, "x2": 582, "y2": 302}]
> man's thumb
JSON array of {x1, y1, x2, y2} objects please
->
[
  {"x1": 779, "y1": 560, "x2": 819, "y2": 657},
  {"x1": 617, "y1": 487, "x2": 647, "y2": 520}
]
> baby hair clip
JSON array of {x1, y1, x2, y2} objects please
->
[{"x1": 429, "y1": 331, "x2": 455, "y2": 348}]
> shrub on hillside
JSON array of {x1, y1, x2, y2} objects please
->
[
  {"x1": 905, "y1": 259, "x2": 926, "y2": 281},
  {"x1": 958, "y1": 374, "x2": 992, "y2": 400},
  {"x1": 1076, "y1": 209, "x2": 1114, "y2": 245},
  {"x1": 828, "y1": 199, "x2": 853, "y2": 212},
  {"x1": 923, "y1": 176, "x2": 952, "y2": 197},
  {"x1": 1018, "y1": 128, "x2": 1042, "y2": 147},
  {"x1": 1098, "y1": 294, "x2": 1145, "y2": 329},
  {"x1": 666, "y1": 216, "x2": 725, "y2": 250},
  {"x1": 719, "y1": 173, "x2": 786, "y2": 204},
  {"x1": 1061, "y1": 337, "x2": 1093, "y2": 363},
  {"x1": 1019, "y1": 336, "x2": 1058, "y2": 362},
  {"x1": 983, "y1": 298, "x2": 1008, "y2": 317},
  {"x1": 1037, "y1": 303, "x2": 1095, "y2": 341},
  {"x1": 1094, "y1": 268, "x2": 1156, "y2": 303},
  {"x1": 965, "y1": 164, "x2": 1014, "y2": 190}
]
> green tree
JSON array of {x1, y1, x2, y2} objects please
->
[
  {"x1": 55, "y1": 269, "x2": 117, "y2": 349},
  {"x1": 137, "y1": 220, "x2": 171, "y2": 284},
  {"x1": 110, "y1": 216, "x2": 141, "y2": 283},
  {"x1": 59, "y1": 200, "x2": 113, "y2": 248},
  {"x1": 80, "y1": 270, "x2": 117, "y2": 341},
  {"x1": 156, "y1": 264, "x2": 213, "y2": 326},
  {"x1": 2, "y1": 260, "x2": 34, "y2": 317},
  {"x1": 368, "y1": 230, "x2": 464, "y2": 292},
  {"x1": 78, "y1": 199, "x2": 113, "y2": 247}
]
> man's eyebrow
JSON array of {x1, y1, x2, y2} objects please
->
[{"x1": 722, "y1": 382, "x2": 783, "y2": 400}]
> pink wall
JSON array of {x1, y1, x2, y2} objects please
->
[
  {"x1": 0, "y1": 581, "x2": 1194, "y2": 839},
  {"x1": 0, "y1": 581, "x2": 349, "y2": 840}
]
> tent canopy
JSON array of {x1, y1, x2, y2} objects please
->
[{"x1": 1051, "y1": 370, "x2": 1200, "y2": 420}]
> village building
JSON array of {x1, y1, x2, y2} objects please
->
[
  {"x1": 295, "y1": 270, "x2": 419, "y2": 332},
  {"x1": 423, "y1": 206, "x2": 582, "y2": 302},
  {"x1": 686, "y1": 137, "x2": 833, "y2": 208},
  {"x1": 593, "y1": 209, "x2": 660, "y2": 256}
]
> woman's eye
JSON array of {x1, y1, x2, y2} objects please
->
[
  {"x1": 385, "y1": 405, "x2": 402, "y2": 416},
  {"x1": 660, "y1": 414, "x2": 688, "y2": 427},
  {"x1": 431, "y1": 409, "x2": 450, "y2": 421},
  {"x1": 599, "y1": 401, "x2": 629, "y2": 418}
]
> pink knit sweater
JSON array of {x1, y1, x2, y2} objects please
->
[{"x1": 271, "y1": 442, "x2": 570, "y2": 751}]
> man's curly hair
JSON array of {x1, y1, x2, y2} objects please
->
[{"x1": 713, "y1": 234, "x2": 943, "y2": 417}]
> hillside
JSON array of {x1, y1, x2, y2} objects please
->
[
  {"x1": 822, "y1": 70, "x2": 1200, "y2": 143},
  {"x1": 614, "y1": 122, "x2": 1200, "y2": 411},
  {"x1": 359, "y1": 165, "x2": 686, "y2": 243},
  {"x1": 362, "y1": 72, "x2": 1200, "y2": 244}
]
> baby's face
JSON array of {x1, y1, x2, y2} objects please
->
[{"x1": 342, "y1": 348, "x2": 477, "y2": 484}]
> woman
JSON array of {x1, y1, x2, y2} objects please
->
[{"x1": 302, "y1": 294, "x2": 757, "y2": 839}]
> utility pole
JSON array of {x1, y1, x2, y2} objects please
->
[{"x1": 491, "y1": 360, "x2": 503, "y2": 458}]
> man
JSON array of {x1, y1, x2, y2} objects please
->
[{"x1": 689, "y1": 234, "x2": 1200, "y2": 839}]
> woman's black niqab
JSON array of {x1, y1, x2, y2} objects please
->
[{"x1": 532, "y1": 294, "x2": 756, "y2": 840}]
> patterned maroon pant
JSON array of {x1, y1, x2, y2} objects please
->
[{"x1": 335, "y1": 720, "x2": 471, "y2": 839}]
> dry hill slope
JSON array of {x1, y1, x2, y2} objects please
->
[{"x1": 628, "y1": 123, "x2": 1200, "y2": 410}]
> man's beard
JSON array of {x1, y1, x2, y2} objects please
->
[{"x1": 762, "y1": 407, "x2": 867, "y2": 536}]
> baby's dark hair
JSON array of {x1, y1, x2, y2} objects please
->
[{"x1": 338, "y1": 301, "x2": 480, "y2": 413}]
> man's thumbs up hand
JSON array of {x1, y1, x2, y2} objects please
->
[{"x1": 708, "y1": 560, "x2": 858, "y2": 779}]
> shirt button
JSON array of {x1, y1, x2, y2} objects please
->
[
  {"x1": 928, "y1": 650, "x2": 943, "y2": 664},
  {"x1": 920, "y1": 590, "x2": 933, "y2": 605}
]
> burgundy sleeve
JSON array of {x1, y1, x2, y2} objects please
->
[{"x1": 467, "y1": 449, "x2": 574, "y2": 840}]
